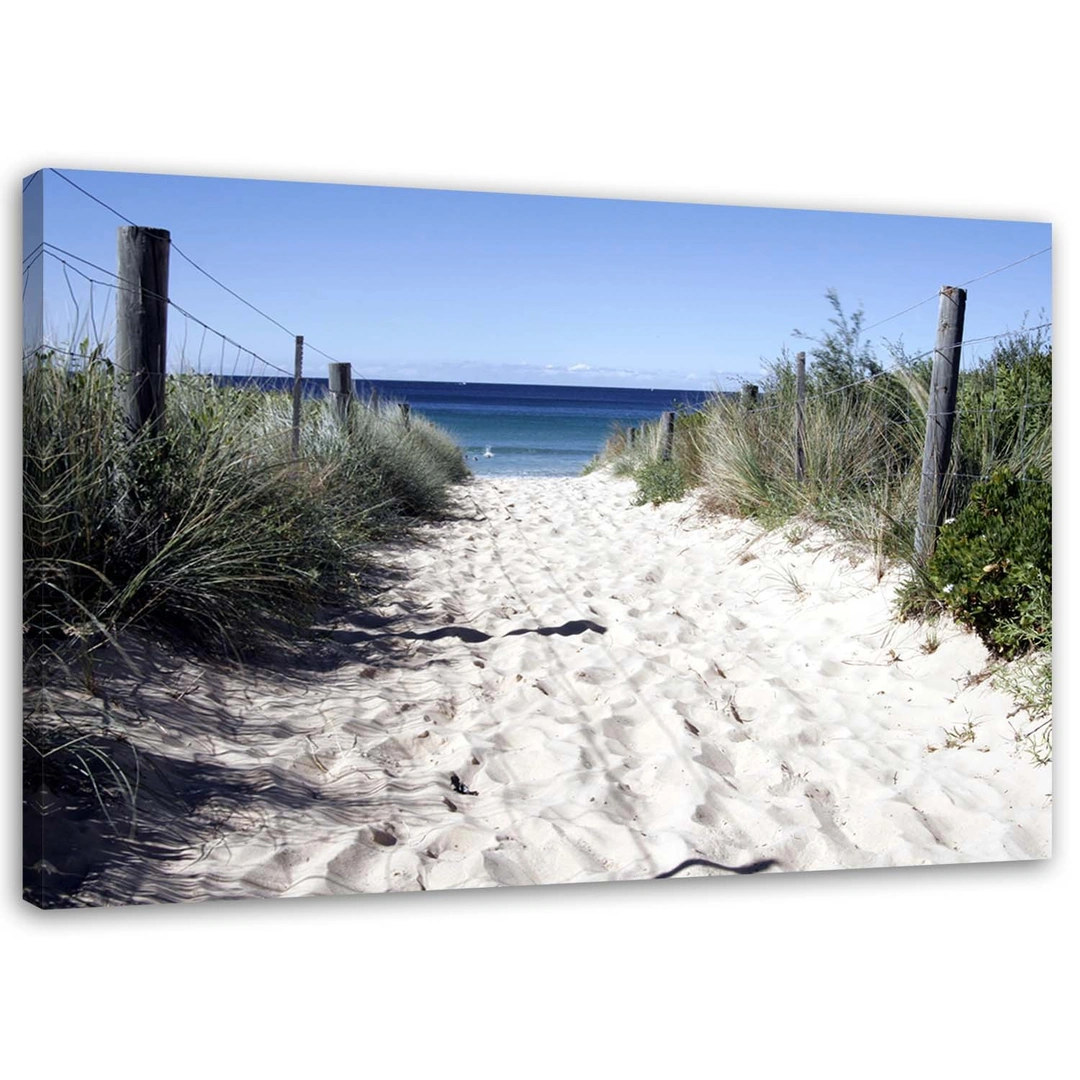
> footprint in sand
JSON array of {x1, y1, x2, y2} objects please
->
[
  {"x1": 803, "y1": 783, "x2": 865, "y2": 862},
  {"x1": 574, "y1": 666, "x2": 618, "y2": 684},
  {"x1": 601, "y1": 714, "x2": 671, "y2": 755},
  {"x1": 694, "y1": 741, "x2": 736, "y2": 778}
]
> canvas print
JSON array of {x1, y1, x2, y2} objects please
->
[{"x1": 22, "y1": 169, "x2": 1052, "y2": 908}]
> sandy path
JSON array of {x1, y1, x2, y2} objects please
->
[{"x1": 56, "y1": 473, "x2": 1050, "y2": 904}]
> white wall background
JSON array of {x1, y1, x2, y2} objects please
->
[{"x1": 4, "y1": 4, "x2": 1071, "y2": 1076}]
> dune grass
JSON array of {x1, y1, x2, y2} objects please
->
[
  {"x1": 587, "y1": 303, "x2": 1052, "y2": 756},
  {"x1": 24, "y1": 349, "x2": 470, "y2": 896},
  {"x1": 24, "y1": 350, "x2": 468, "y2": 654}
]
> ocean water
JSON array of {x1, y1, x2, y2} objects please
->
[
  {"x1": 220, "y1": 376, "x2": 711, "y2": 477},
  {"x1": 369, "y1": 380, "x2": 711, "y2": 477}
]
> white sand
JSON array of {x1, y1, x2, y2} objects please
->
[{"x1": 56, "y1": 472, "x2": 1051, "y2": 903}]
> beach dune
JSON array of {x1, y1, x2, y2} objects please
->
[{"x1": 38, "y1": 472, "x2": 1050, "y2": 904}]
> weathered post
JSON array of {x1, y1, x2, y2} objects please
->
[
  {"x1": 628, "y1": 427, "x2": 638, "y2": 447},
  {"x1": 915, "y1": 286, "x2": 967, "y2": 562},
  {"x1": 115, "y1": 226, "x2": 170, "y2": 434},
  {"x1": 795, "y1": 351, "x2": 807, "y2": 482},
  {"x1": 291, "y1": 335, "x2": 304, "y2": 457},
  {"x1": 740, "y1": 383, "x2": 759, "y2": 410},
  {"x1": 328, "y1": 362, "x2": 354, "y2": 427},
  {"x1": 660, "y1": 411, "x2": 676, "y2": 461},
  {"x1": 399, "y1": 402, "x2": 411, "y2": 429}
]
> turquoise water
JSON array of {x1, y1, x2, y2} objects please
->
[
  {"x1": 360, "y1": 380, "x2": 710, "y2": 477},
  {"x1": 220, "y1": 377, "x2": 711, "y2": 477}
]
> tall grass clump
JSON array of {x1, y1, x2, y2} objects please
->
[
  {"x1": 23, "y1": 351, "x2": 468, "y2": 654},
  {"x1": 588, "y1": 294, "x2": 926, "y2": 543},
  {"x1": 24, "y1": 350, "x2": 468, "y2": 903},
  {"x1": 694, "y1": 294, "x2": 925, "y2": 549},
  {"x1": 697, "y1": 362, "x2": 923, "y2": 550}
]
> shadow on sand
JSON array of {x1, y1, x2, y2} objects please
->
[
  {"x1": 327, "y1": 617, "x2": 607, "y2": 646},
  {"x1": 23, "y1": 628, "x2": 446, "y2": 908},
  {"x1": 23, "y1": 506, "x2": 607, "y2": 908}
]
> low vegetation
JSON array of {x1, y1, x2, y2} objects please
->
[
  {"x1": 586, "y1": 297, "x2": 1052, "y2": 757},
  {"x1": 632, "y1": 458, "x2": 689, "y2": 506},
  {"x1": 898, "y1": 469, "x2": 1050, "y2": 658},
  {"x1": 24, "y1": 348, "x2": 468, "y2": 897},
  {"x1": 24, "y1": 350, "x2": 468, "y2": 654}
]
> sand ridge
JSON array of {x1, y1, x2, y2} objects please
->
[{"x1": 54, "y1": 472, "x2": 1050, "y2": 903}]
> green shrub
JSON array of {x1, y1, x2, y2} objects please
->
[
  {"x1": 633, "y1": 458, "x2": 688, "y2": 506},
  {"x1": 951, "y1": 328, "x2": 1051, "y2": 514},
  {"x1": 909, "y1": 468, "x2": 1051, "y2": 657}
]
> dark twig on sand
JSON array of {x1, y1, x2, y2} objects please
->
[
  {"x1": 450, "y1": 773, "x2": 478, "y2": 796},
  {"x1": 655, "y1": 858, "x2": 778, "y2": 879}
]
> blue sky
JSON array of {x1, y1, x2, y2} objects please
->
[{"x1": 23, "y1": 168, "x2": 1051, "y2": 389}]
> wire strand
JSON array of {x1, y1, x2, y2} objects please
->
[
  {"x1": 860, "y1": 293, "x2": 942, "y2": 335},
  {"x1": 951, "y1": 471, "x2": 1050, "y2": 485},
  {"x1": 22, "y1": 247, "x2": 45, "y2": 275},
  {"x1": 850, "y1": 245, "x2": 1052, "y2": 338},
  {"x1": 168, "y1": 239, "x2": 296, "y2": 338},
  {"x1": 48, "y1": 168, "x2": 138, "y2": 226},
  {"x1": 50, "y1": 167, "x2": 293, "y2": 334},
  {"x1": 49, "y1": 168, "x2": 347, "y2": 369},
  {"x1": 721, "y1": 318, "x2": 1052, "y2": 418},
  {"x1": 40, "y1": 242, "x2": 126, "y2": 284},
  {"x1": 40, "y1": 250, "x2": 295, "y2": 378},
  {"x1": 959, "y1": 247, "x2": 1052, "y2": 287},
  {"x1": 304, "y1": 341, "x2": 343, "y2": 365}
]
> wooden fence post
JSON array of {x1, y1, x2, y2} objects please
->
[
  {"x1": 628, "y1": 427, "x2": 638, "y2": 447},
  {"x1": 399, "y1": 402, "x2": 411, "y2": 429},
  {"x1": 660, "y1": 411, "x2": 676, "y2": 461},
  {"x1": 291, "y1": 335, "x2": 304, "y2": 457},
  {"x1": 116, "y1": 226, "x2": 170, "y2": 435},
  {"x1": 740, "y1": 383, "x2": 759, "y2": 410},
  {"x1": 915, "y1": 286, "x2": 967, "y2": 562},
  {"x1": 795, "y1": 351, "x2": 807, "y2": 481},
  {"x1": 328, "y1": 362, "x2": 354, "y2": 427}
]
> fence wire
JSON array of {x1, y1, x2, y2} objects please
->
[
  {"x1": 46, "y1": 169, "x2": 347, "y2": 372},
  {"x1": 730, "y1": 322, "x2": 1051, "y2": 418},
  {"x1": 30, "y1": 248, "x2": 295, "y2": 380}
]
